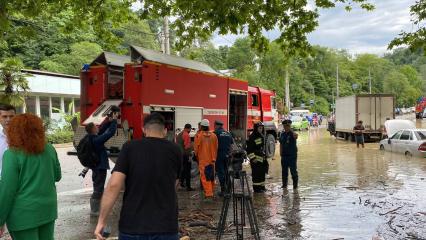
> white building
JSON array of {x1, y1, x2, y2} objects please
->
[{"x1": 21, "y1": 69, "x2": 80, "y2": 122}]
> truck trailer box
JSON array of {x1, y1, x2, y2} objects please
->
[{"x1": 335, "y1": 94, "x2": 395, "y2": 141}]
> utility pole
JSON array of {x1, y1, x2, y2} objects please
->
[
  {"x1": 369, "y1": 68, "x2": 372, "y2": 94},
  {"x1": 163, "y1": 17, "x2": 170, "y2": 54},
  {"x1": 285, "y1": 65, "x2": 290, "y2": 111},
  {"x1": 336, "y1": 64, "x2": 339, "y2": 98}
]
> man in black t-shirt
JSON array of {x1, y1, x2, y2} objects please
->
[
  {"x1": 94, "y1": 113, "x2": 182, "y2": 240},
  {"x1": 353, "y1": 120, "x2": 365, "y2": 148}
]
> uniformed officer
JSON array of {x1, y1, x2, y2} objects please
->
[
  {"x1": 279, "y1": 120, "x2": 299, "y2": 189},
  {"x1": 213, "y1": 120, "x2": 233, "y2": 196},
  {"x1": 247, "y1": 122, "x2": 267, "y2": 193}
]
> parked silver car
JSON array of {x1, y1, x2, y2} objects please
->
[{"x1": 380, "y1": 129, "x2": 426, "y2": 157}]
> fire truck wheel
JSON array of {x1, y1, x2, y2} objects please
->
[{"x1": 265, "y1": 134, "x2": 276, "y2": 158}]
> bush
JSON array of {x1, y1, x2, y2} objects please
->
[{"x1": 47, "y1": 130, "x2": 74, "y2": 144}]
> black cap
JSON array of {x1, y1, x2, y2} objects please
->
[
  {"x1": 184, "y1": 123, "x2": 192, "y2": 129},
  {"x1": 214, "y1": 120, "x2": 224, "y2": 126},
  {"x1": 282, "y1": 120, "x2": 292, "y2": 125}
]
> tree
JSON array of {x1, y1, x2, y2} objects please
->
[
  {"x1": 0, "y1": 1, "x2": 135, "y2": 44},
  {"x1": 389, "y1": 1, "x2": 426, "y2": 51},
  {"x1": 40, "y1": 42, "x2": 103, "y2": 75},
  {"x1": 226, "y1": 38, "x2": 256, "y2": 71},
  {"x1": 0, "y1": 58, "x2": 30, "y2": 106},
  {"x1": 140, "y1": 0, "x2": 373, "y2": 53},
  {"x1": 180, "y1": 42, "x2": 227, "y2": 70},
  {"x1": 115, "y1": 19, "x2": 160, "y2": 54}
]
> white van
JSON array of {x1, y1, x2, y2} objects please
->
[{"x1": 290, "y1": 109, "x2": 310, "y2": 117}]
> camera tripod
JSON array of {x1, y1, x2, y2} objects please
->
[{"x1": 216, "y1": 170, "x2": 261, "y2": 240}]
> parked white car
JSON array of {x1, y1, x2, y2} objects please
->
[{"x1": 380, "y1": 129, "x2": 426, "y2": 157}]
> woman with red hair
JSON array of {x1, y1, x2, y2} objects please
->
[{"x1": 0, "y1": 114, "x2": 61, "y2": 240}]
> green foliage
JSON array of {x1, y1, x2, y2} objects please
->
[
  {"x1": 47, "y1": 130, "x2": 74, "y2": 144},
  {"x1": 40, "y1": 41, "x2": 103, "y2": 75},
  {"x1": 140, "y1": 0, "x2": 373, "y2": 55},
  {"x1": 389, "y1": 1, "x2": 426, "y2": 51},
  {"x1": 180, "y1": 41, "x2": 227, "y2": 70},
  {"x1": 0, "y1": 58, "x2": 30, "y2": 106}
]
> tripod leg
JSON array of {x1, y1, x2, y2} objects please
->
[
  {"x1": 246, "y1": 197, "x2": 261, "y2": 240},
  {"x1": 216, "y1": 195, "x2": 231, "y2": 240}
]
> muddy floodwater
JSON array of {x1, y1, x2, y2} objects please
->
[
  {"x1": 179, "y1": 123, "x2": 426, "y2": 240},
  {"x1": 2, "y1": 118, "x2": 425, "y2": 240}
]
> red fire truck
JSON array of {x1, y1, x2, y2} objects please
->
[
  {"x1": 415, "y1": 97, "x2": 426, "y2": 119},
  {"x1": 74, "y1": 46, "x2": 278, "y2": 157}
]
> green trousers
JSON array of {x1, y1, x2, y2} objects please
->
[{"x1": 9, "y1": 221, "x2": 55, "y2": 240}]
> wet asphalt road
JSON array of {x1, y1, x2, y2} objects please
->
[{"x1": 2, "y1": 116, "x2": 425, "y2": 240}]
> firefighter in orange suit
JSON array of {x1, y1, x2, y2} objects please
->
[{"x1": 194, "y1": 119, "x2": 218, "y2": 199}]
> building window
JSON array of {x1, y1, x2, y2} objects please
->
[
  {"x1": 40, "y1": 97, "x2": 50, "y2": 119},
  {"x1": 25, "y1": 96, "x2": 36, "y2": 114},
  {"x1": 74, "y1": 98, "x2": 80, "y2": 113},
  {"x1": 51, "y1": 97, "x2": 61, "y2": 113},
  {"x1": 64, "y1": 98, "x2": 73, "y2": 114}
]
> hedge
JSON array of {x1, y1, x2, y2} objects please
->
[{"x1": 47, "y1": 130, "x2": 74, "y2": 144}]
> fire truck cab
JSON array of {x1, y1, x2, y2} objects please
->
[{"x1": 74, "y1": 46, "x2": 279, "y2": 159}]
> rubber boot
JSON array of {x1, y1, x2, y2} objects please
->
[
  {"x1": 292, "y1": 178, "x2": 298, "y2": 189},
  {"x1": 90, "y1": 198, "x2": 100, "y2": 216}
]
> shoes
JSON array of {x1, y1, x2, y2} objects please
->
[
  {"x1": 90, "y1": 198, "x2": 100, "y2": 217},
  {"x1": 186, "y1": 187, "x2": 195, "y2": 191},
  {"x1": 281, "y1": 185, "x2": 287, "y2": 189},
  {"x1": 204, "y1": 196, "x2": 214, "y2": 203},
  {"x1": 266, "y1": 174, "x2": 273, "y2": 179}
]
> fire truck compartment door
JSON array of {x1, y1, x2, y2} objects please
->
[
  {"x1": 83, "y1": 99, "x2": 123, "y2": 125},
  {"x1": 175, "y1": 107, "x2": 203, "y2": 131}
]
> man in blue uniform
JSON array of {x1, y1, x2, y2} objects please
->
[
  {"x1": 214, "y1": 120, "x2": 233, "y2": 196},
  {"x1": 279, "y1": 120, "x2": 299, "y2": 189}
]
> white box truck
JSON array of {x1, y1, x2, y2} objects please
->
[{"x1": 335, "y1": 94, "x2": 395, "y2": 141}]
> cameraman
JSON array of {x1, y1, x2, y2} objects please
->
[
  {"x1": 247, "y1": 122, "x2": 267, "y2": 193},
  {"x1": 279, "y1": 120, "x2": 299, "y2": 189},
  {"x1": 86, "y1": 106, "x2": 119, "y2": 216}
]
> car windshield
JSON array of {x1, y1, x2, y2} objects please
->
[
  {"x1": 291, "y1": 116, "x2": 303, "y2": 122},
  {"x1": 414, "y1": 131, "x2": 426, "y2": 140}
]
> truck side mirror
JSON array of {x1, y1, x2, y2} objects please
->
[{"x1": 388, "y1": 139, "x2": 391, "y2": 144}]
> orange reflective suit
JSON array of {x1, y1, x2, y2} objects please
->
[{"x1": 194, "y1": 131, "x2": 218, "y2": 197}]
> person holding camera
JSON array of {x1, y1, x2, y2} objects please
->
[
  {"x1": 247, "y1": 122, "x2": 267, "y2": 193},
  {"x1": 86, "y1": 106, "x2": 119, "y2": 216},
  {"x1": 279, "y1": 120, "x2": 299, "y2": 189}
]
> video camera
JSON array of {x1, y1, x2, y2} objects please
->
[
  {"x1": 106, "y1": 105, "x2": 121, "y2": 119},
  {"x1": 227, "y1": 145, "x2": 249, "y2": 178}
]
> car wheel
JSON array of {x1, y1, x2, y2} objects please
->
[
  {"x1": 380, "y1": 145, "x2": 384, "y2": 150},
  {"x1": 265, "y1": 134, "x2": 276, "y2": 158}
]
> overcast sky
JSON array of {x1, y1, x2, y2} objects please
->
[{"x1": 211, "y1": 0, "x2": 416, "y2": 55}]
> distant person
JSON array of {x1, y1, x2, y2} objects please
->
[
  {"x1": 0, "y1": 104, "x2": 15, "y2": 175},
  {"x1": 0, "y1": 114, "x2": 61, "y2": 240},
  {"x1": 213, "y1": 120, "x2": 233, "y2": 196},
  {"x1": 94, "y1": 113, "x2": 182, "y2": 240},
  {"x1": 280, "y1": 120, "x2": 299, "y2": 189},
  {"x1": 247, "y1": 122, "x2": 267, "y2": 193},
  {"x1": 86, "y1": 108, "x2": 119, "y2": 216},
  {"x1": 353, "y1": 120, "x2": 365, "y2": 148},
  {"x1": 194, "y1": 119, "x2": 218, "y2": 200},
  {"x1": 176, "y1": 123, "x2": 194, "y2": 191}
]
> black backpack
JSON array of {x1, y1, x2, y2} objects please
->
[{"x1": 76, "y1": 135, "x2": 99, "y2": 168}]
